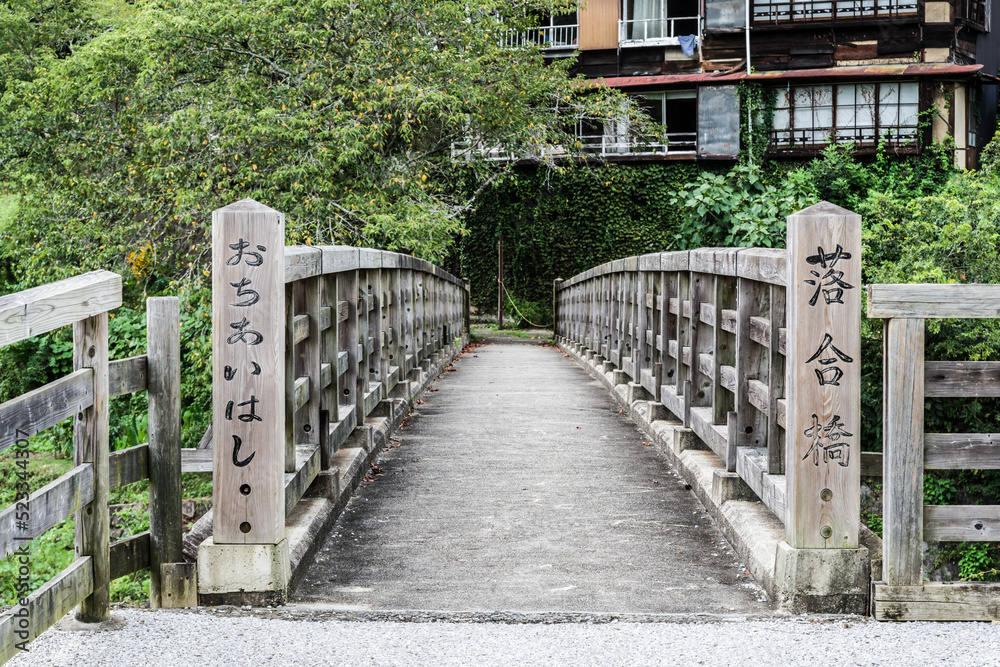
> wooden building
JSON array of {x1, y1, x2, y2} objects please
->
[{"x1": 523, "y1": 0, "x2": 1000, "y2": 166}]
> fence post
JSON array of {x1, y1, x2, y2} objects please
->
[
  {"x1": 73, "y1": 313, "x2": 110, "y2": 623},
  {"x1": 553, "y1": 279, "x2": 564, "y2": 339},
  {"x1": 776, "y1": 201, "x2": 868, "y2": 613},
  {"x1": 147, "y1": 297, "x2": 183, "y2": 608},
  {"x1": 199, "y1": 199, "x2": 289, "y2": 605}
]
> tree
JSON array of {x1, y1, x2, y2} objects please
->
[{"x1": 0, "y1": 0, "x2": 653, "y2": 290}]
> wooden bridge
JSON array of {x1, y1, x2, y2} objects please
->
[{"x1": 2, "y1": 200, "x2": 1000, "y2": 662}]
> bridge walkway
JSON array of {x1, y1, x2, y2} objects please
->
[{"x1": 292, "y1": 337, "x2": 769, "y2": 614}]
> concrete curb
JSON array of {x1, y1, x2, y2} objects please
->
[{"x1": 556, "y1": 338, "x2": 869, "y2": 614}]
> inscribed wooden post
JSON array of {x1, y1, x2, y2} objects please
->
[
  {"x1": 786, "y1": 202, "x2": 861, "y2": 549},
  {"x1": 212, "y1": 199, "x2": 284, "y2": 545}
]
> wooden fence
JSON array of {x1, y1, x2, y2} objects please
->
[
  {"x1": 869, "y1": 284, "x2": 1000, "y2": 621},
  {"x1": 0, "y1": 275, "x2": 190, "y2": 664},
  {"x1": 554, "y1": 203, "x2": 863, "y2": 550}
]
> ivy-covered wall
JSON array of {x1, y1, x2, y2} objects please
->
[{"x1": 461, "y1": 162, "x2": 699, "y2": 320}]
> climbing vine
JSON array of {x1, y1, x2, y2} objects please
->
[{"x1": 739, "y1": 82, "x2": 779, "y2": 166}]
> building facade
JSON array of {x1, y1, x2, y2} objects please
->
[{"x1": 523, "y1": 0, "x2": 1000, "y2": 166}]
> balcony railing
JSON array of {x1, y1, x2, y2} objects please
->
[
  {"x1": 451, "y1": 133, "x2": 698, "y2": 162},
  {"x1": 618, "y1": 17, "x2": 701, "y2": 47},
  {"x1": 504, "y1": 24, "x2": 579, "y2": 50},
  {"x1": 752, "y1": 0, "x2": 918, "y2": 22}
]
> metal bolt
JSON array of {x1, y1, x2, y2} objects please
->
[
  {"x1": 821, "y1": 488, "x2": 833, "y2": 502},
  {"x1": 240, "y1": 522, "x2": 252, "y2": 534},
  {"x1": 820, "y1": 525, "x2": 833, "y2": 539}
]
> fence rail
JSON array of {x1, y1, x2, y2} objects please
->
[
  {"x1": 554, "y1": 203, "x2": 863, "y2": 552},
  {"x1": 0, "y1": 278, "x2": 186, "y2": 664},
  {"x1": 869, "y1": 283, "x2": 1000, "y2": 622}
]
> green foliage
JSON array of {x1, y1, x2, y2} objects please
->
[
  {"x1": 461, "y1": 162, "x2": 697, "y2": 319},
  {"x1": 670, "y1": 163, "x2": 817, "y2": 248},
  {"x1": 0, "y1": 519, "x2": 75, "y2": 606},
  {"x1": 958, "y1": 542, "x2": 995, "y2": 581}
]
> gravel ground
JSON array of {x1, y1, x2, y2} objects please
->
[{"x1": 9, "y1": 608, "x2": 1000, "y2": 667}]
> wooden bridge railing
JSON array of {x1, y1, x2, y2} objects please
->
[
  {"x1": 201, "y1": 199, "x2": 469, "y2": 600},
  {"x1": 554, "y1": 202, "x2": 863, "y2": 551},
  {"x1": 869, "y1": 284, "x2": 1000, "y2": 621},
  {"x1": 0, "y1": 274, "x2": 189, "y2": 664}
]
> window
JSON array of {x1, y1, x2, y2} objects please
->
[
  {"x1": 636, "y1": 91, "x2": 698, "y2": 152},
  {"x1": 505, "y1": 11, "x2": 578, "y2": 49},
  {"x1": 752, "y1": 0, "x2": 918, "y2": 22},
  {"x1": 771, "y1": 82, "x2": 919, "y2": 148},
  {"x1": 620, "y1": 0, "x2": 700, "y2": 46}
]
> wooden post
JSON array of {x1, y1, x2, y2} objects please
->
[
  {"x1": 147, "y1": 297, "x2": 182, "y2": 609},
  {"x1": 553, "y1": 279, "x2": 564, "y2": 339},
  {"x1": 767, "y1": 284, "x2": 786, "y2": 475},
  {"x1": 296, "y1": 277, "x2": 321, "y2": 456},
  {"x1": 211, "y1": 199, "x2": 285, "y2": 545},
  {"x1": 786, "y1": 202, "x2": 862, "y2": 549},
  {"x1": 320, "y1": 273, "x2": 338, "y2": 467},
  {"x1": 73, "y1": 312, "x2": 110, "y2": 623},
  {"x1": 338, "y1": 260, "x2": 360, "y2": 425},
  {"x1": 883, "y1": 317, "x2": 925, "y2": 585},
  {"x1": 736, "y1": 278, "x2": 769, "y2": 457},
  {"x1": 497, "y1": 235, "x2": 504, "y2": 329}
]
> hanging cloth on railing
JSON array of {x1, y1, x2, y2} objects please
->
[{"x1": 678, "y1": 35, "x2": 697, "y2": 57}]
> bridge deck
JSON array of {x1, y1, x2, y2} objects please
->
[{"x1": 293, "y1": 337, "x2": 769, "y2": 613}]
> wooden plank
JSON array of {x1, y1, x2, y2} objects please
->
[
  {"x1": 283, "y1": 245, "x2": 322, "y2": 283},
  {"x1": 690, "y1": 407, "x2": 728, "y2": 462},
  {"x1": 338, "y1": 350, "x2": 349, "y2": 377},
  {"x1": 0, "y1": 369, "x2": 93, "y2": 455},
  {"x1": 925, "y1": 361, "x2": 1000, "y2": 397},
  {"x1": 283, "y1": 443, "x2": 321, "y2": 516},
  {"x1": 736, "y1": 447, "x2": 787, "y2": 522},
  {"x1": 867, "y1": 284, "x2": 1000, "y2": 319},
  {"x1": 329, "y1": 404, "x2": 358, "y2": 453},
  {"x1": 320, "y1": 362, "x2": 333, "y2": 390},
  {"x1": 924, "y1": 505, "x2": 1000, "y2": 541},
  {"x1": 337, "y1": 300, "x2": 349, "y2": 322},
  {"x1": 0, "y1": 464, "x2": 94, "y2": 559},
  {"x1": 109, "y1": 531, "x2": 151, "y2": 581},
  {"x1": 292, "y1": 313, "x2": 310, "y2": 345},
  {"x1": 212, "y1": 199, "x2": 285, "y2": 545},
  {"x1": 0, "y1": 557, "x2": 94, "y2": 664},
  {"x1": 0, "y1": 270, "x2": 122, "y2": 348},
  {"x1": 786, "y1": 202, "x2": 861, "y2": 550},
  {"x1": 748, "y1": 316, "x2": 787, "y2": 356},
  {"x1": 109, "y1": 356, "x2": 147, "y2": 397},
  {"x1": 181, "y1": 448, "x2": 213, "y2": 473},
  {"x1": 319, "y1": 306, "x2": 333, "y2": 332},
  {"x1": 720, "y1": 365, "x2": 737, "y2": 394},
  {"x1": 293, "y1": 376, "x2": 310, "y2": 411},
  {"x1": 736, "y1": 248, "x2": 787, "y2": 286},
  {"x1": 74, "y1": 312, "x2": 110, "y2": 623},
  {"x1": 659, "y1": 384, "x2": 685, "y2": 422},
  {"x1": 861, "y1": 451, "x2": 883, "y2": 477},
  {"x1": 875, "y1": 583, "x2": 1000, "y2": 621},
  {"x1": 925, "y1": 433, "x2": 1000, "y2": 469},
  {"x1": 884, "y1": 317, "x2": 925, "y2": 586},
  {"x1": 720, "y1": 309, "x2": 736, "y2": 334},
  {"x1": 147, "y1": 297, "x2": 182, "y2": 609},
  {"x1": 109, "y1": 444, "x2": 149, "y2": 489}
]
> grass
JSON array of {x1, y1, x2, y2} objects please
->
[{"x1": 471, "y1": 323, "x2": 553, "y2": 340}]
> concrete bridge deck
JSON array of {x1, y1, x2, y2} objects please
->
[{"x1": 292, "y1": 337, "x2": 769, "y2": 614}]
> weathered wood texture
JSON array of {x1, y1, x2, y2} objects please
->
[
  {"x1": 0, "y1": 464, "x2": 94, "y2": 559},
  {"x1": 875, "y1": 583, "x2": 1000, "y2": 621},
  {"x1": 147, "y1": 297, "x2": 182, "y2": 608},
  {"x1": 109, "y1": 356, "x2": 147, "y2": 397},
  {"x1": 867, "y1": 284, "x2": 1000, "y2": 319},
  {"x1": 110, "y1": 532, "x2": 151, "y2": 581},
  {"x1": 883, "y1": 317, "x2": 925, "y2": 586},
  {"x1": 109, "y1": 444, "x2": 149, "y2": 489},
  {"x1": 73, "y1": 312, "x2": 111, "y2": 623},
  {"x1": 0, "y1": 369, "x2": 93, "y2": 455},
  {"x1": 785, "y1": 202, "x2": 861, "y2": 550},
  {"x1": 0, "y1": 270, "x2": 122, "y2": 347},
  {"x1": 0, "y1": 557, "x2": 93, "y2": 664},
  {"x1": 212, "y1": 200, "x2": 286, "y2": 545}
]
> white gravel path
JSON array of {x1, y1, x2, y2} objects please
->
[{"x1": 8, "y1": 609, "x2": 1000, "y2": 667}]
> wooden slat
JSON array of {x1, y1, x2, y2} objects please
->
[
  {"x1": 699, "y1": 302, "x2": 714, "y2": 327},
  {"x1": 720, "y1": 364, "x2": 736, "y2": 394},
  {"x1": 868, "y1": 284, "x2": 1000, "y2": 319},
  {"x1": 689, "y1": 407, "x2": 728, "y2": 462},
  {"x1": 736, "y1": 446, "x2": 787, "y2": 523},
  {"x1": 0, "y1": 556, "x2": 94, "y2": 663},
  {"x1": 884, "y1": 317, "x2": 925, "y2": 586},
  {"x1": 719, "y1": 309, "x2": 736, "y2": 334},
  {"x1": 293, "y1": 376, "x2": 310, "y2": 411},
  {"x1": 109, "y1": 356, "x2": 147, "y2": 397},
  {"x1": 0, "y1": 271, "x2": 122, "y2": 348},
  {"x1": 668, "y1": 298, "x2": 678, "y2": 315},
  {"x1": 0, "y1": 464, "x2": 94, "y2": 559},
  {"x1": 875, "y1": 583, "x2": 1000, "y2": 621},
  {"x1": 338, "y1": 350, "x2": 349, "y2": 377},
  {"x1": 320, "y1": 362, "x2": 333, "y2": 390},
  {"x1": 109, "y1": 531, "x2": 151, "y2": 580},
  {"x1": 748, "y1": 316, "x2": 787, "y2": 355},
  {"x1": 925, "y1": 433, "x2": 1000, "y2": 469},
  {"x1": 337, "y1": 300, "x2": 349, "y2": 322},
  {"x1": 925, "y1": 361, "x2": 1000, "y2": 397},
  {"x1": 109, "y1": 443, "x2": 149, "y2": 489},
  {"x1": 924, "y1": 505, "x2": 1000, "y2": 541},
  {"x1": 292, "y1": 314, "x2": 310, "y2": 345},
  {"x1": 861, "y1": 451, "x2": 883, "y2": 477},
  {"x1": 181, "y1": 448, "x2": 213, "y2": 473},
  {"x1": 284, "y1": 444, "x2": 321, "y2": 516},
  {"x1": 284, "y1": 246, "x2": 323, "y2": 283},
  {"x1": 0, "y1": 369, "x2": 94, "y2": 455},
  {"x1": 319, "y1": 306, "x2": 333, "y2": 332}
]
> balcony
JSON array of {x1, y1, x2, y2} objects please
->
[
  {"x1": 752, "y1": 0, "x2": 918, "y2": 23},
  {"x1": 618, "y1": 17, "x2": 701, "y2": 47},
  {"x1": 451, "y1": 132, "x2": 697, "y2": 162},
  {"x1": 503, "y1": 23, "x2": 579, "y2": 52}
]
